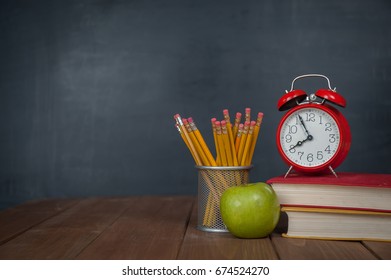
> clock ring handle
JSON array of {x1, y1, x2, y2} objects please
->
[{"x1": 290, "y1": 74, "x2": 335, "y2": 92}]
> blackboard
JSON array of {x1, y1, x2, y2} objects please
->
[{"x1": 1, "y1": 0, "x2": 391, "y2": 209}]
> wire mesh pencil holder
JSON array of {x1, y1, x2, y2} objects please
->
[{"x1": 196, "y1": 165, "x2": 252, "y2": 232}]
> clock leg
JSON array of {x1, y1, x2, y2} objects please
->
[
  {"x1": 329, "y1": 166, "x2": 338, "y2": 178},
  {"x1": 284, "y1": 166, "x2": 293, "y2": 178}
]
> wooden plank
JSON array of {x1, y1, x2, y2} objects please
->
[
  {"x1": 0, "y1": 199, "x2": 78, "y2": 245},
  {"x1": 0, "y1": 228, "x2": 101, "y2": 259},
  {"x1": 177, "y1": 202, "x2": 279, "y2": 260},
  {"x1": 37, "y1": 197, "x2": 133, "y2": 231},
  {"x1": 271, "y1": 233, "x2": 378, "y2": 260},
  {"x1": 76, "y1": 196, "x2": 194, "y2": 260},
  {"x1": 0, "y1": 197, "x2": 132, "y2": 259},
  {"x1": 362, "y1": 241, "x2": 391, "y2": 260}
]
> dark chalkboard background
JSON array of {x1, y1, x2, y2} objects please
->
[{"x1": 1, "y1": 0, "x2": 391, "y2": 209}]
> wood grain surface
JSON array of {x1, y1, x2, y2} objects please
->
[{"x1": 0, "y1": 196, "x2": 389, "y2": 260}]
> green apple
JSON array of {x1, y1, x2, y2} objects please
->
[{"x1": 220, "y1": 182, "x2": 280, "y2": 238}]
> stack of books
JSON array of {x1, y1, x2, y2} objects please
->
[{"x1": 267, "y1": 172, "x2": 391, "y2": 241}]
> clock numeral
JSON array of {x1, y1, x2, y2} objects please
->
[
  {"x1": 288, "y1": 125, "x2": 297, "y2": 134},
  {"x1": 298, "y1": 151, "x2": 304, "y2": 160},
  {"x1": 325, "y1": 145, "x2": 331, "y2": 154},
  {"x1": 325, "y1": 123, "x2": 332, "y2": 131},
  {"x1": 319, "y1": 115, "x2": 323, "y2": 125},
  {"x1": 329, "y1": 134, "x2": 336, "y2": 143},
  {"x1": 285, "y1": 134, "x2": 292, "y2": 143},
  {"x1": 317, "y1": 151, "x2": 323, "y2": 160},
  {"x1": 289, "y1": 145, "x2": 296, "y2": 153},
  {"x1": 307, "y1": 153, "x2": 314, "y2": 162},
  {"x1": 305, "y1": 113, "x2": 316, "y2": 122}
]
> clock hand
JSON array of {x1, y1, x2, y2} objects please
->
[
  {"x1": 288, "y1": 115, "x2": 314, "y2": 152},
  {"x1": 288, "y1": 134, "x2": 313, "y2": 152},
  {"x1": 298, "y1": 114, "x2": 312, "y2": 137},
  {"x1": 289, "y1": 139, "x2": 306, "y2": 151}
]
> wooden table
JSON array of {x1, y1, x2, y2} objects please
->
[{"x1": 0, "y1": 196, "x2": 390, "y2": 260}]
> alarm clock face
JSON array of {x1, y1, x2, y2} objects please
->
[{"x1": 278, "y1": 106, "x2": 341, "y2": 170}]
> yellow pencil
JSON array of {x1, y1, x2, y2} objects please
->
[
  {"x1": 221, "y1": 120, "x2": 233, "y2": 166},
  {"x1": 188, "y1": 117, "x2": 217, "y2": 166},
  {"x1": 247, "y1": 112, "x2": 264, "y2": 165},
  {"x1": 183, "y1": 118, "x2": 210, "y2": 166},
  {"x1": 235, "y1": 123, "x2": 244, "y2": 155},
  {"x1": 245, "y1": 107, "x2": 251, "y2": 123},
  {"x1": 241, "y1": 121, "x2": 256, "y2": 166},
  {"x1": 215, "y1": 121, "x2": 228, "y2": 166},
  {"x1": 232, "y1": 112, "x2": 242, "y2": 139},
  {"x1": 175, "y1": 124, "x2": 197, "y2": 162},
  {"x1": 174, "y1": 114, "x2": 202, "y2": 165},
  {"x1": 211, "y1": 118, "x2": 220, "y2": 165},
  {"x1": 223, "y1": 109, "x2": 238, "y2": 166},
  {"x1": 237, "y1": 121, "x2": 250, "y2": 165}
]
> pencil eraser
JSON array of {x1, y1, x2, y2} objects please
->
[
  {"x1": 244, "y1": 121, "x2": 250, "y2": 126},
  {"x1": 174, "y1": 114, "x2": 181, "y2": 119},
  {"x1": 215, "y1": 121, "x2": 221, "y2": 126},
  {"x1": 211, "y1": 118, "x2": 217, "y2": 123},
  {"x1": 182, "y1": 118, "x2": 188, "y2": 124},
  {"x1": 236, "y1": 112, "x2": 242, "y2": 118},
  {"x1": 221, "y1": 120, "x2": 226, "y2": 126},
  {"x1": 245, "y1": 108, "x2": 251, "y2": 113},
  {"x1": 250, "y1": 121, "x2": 256, "y2": 126},
  {"x1": 223, "y1": 109, "x2": 229, "y2": 115},
  {"x1": 258, "y1": 112, "x2": 264, "y2": 118},
  {"x1": 187, "y1": 117, "x2": 194, "y2": 123},
  {"x1": 239, "y1": 123, "x2": 244, "y2": 128}
]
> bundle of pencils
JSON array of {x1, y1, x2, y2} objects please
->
[
  {"x1": 174, "y1": 108, "x2": 264, "y2": 227},
  {"x1": 174, "y1": 108, "x2": 263, "y2": 167}
]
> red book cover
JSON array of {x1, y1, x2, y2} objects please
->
[
  {"x1": 267, "y1": 172, "x2": 391, "y2": 212},
  {"x1": 267, "y1": 172, "x2": 391, "y2": 188}
]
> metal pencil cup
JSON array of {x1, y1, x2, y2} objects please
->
[{"x1": 196, "y1": 165, "x2": 252, "y2": 232}]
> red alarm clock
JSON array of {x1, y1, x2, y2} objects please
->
[{"x1": 276, "y1": 74, "x2": 351, "y2": 177}]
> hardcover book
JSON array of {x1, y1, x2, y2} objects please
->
[
  {"x1": 282, "y1": 207, "x2": 391, "y2": 242},
  {"x1": 267, "y1": 172, "x2": 391, "y2": 212}
]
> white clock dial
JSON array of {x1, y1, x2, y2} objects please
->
[{"x1": 279, "y1": 108, "x2": 340, "y2": 168}]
